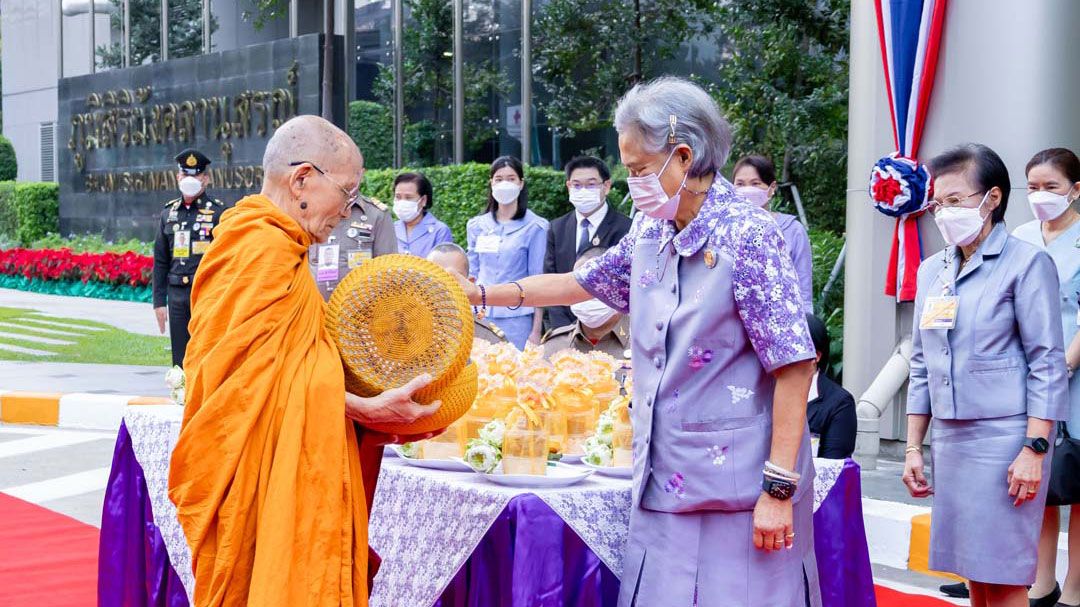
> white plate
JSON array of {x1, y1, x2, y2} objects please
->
[
  {"x1": 389, "y1": 446, "x2": 473, "y2": 472},
  {"x1": 581, "y1": 461, "x2": 633, "y2": 479},
  {"x1": 481, "y1": 461, "x2": 594, "y2": 488},
  {"x1": 558, "y1": 453, "x2": 583, "y2": 464}
]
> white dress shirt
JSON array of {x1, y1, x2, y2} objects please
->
[{"x1": 575, "y1": 202, "x2": 609, "y2": 247}]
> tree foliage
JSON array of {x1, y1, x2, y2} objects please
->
[
  {"x1": 373, "y1": 0, "x2": 510, "y2": 164},
  {"x1": 711, "y1": 0, "x2": 850, "y2": 234},
  {"x1": 532, "y1": 0, "x2": 716, "y2": 135},
  {"x1": 97, "y1": 0, "x2": 216, "y2": 68}
]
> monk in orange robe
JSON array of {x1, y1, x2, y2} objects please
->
[{"x1": 168, "y1": 115, "x2": 438, "y2": 606}]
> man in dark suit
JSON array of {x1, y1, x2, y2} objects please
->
[
  {"x1": 806, "y1": 313, "x2": 857, "y2": 459},
  {"x1": 544, "y1": 156, "x2": 632, "y2": 330}
]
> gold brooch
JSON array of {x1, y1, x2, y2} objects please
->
[{"x1": 704, "y1": 249, "x2": 717, "y2": 269}]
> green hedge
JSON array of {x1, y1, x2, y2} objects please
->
[
  {"x1": 808, "y1": 228, "x2": 846, "y2": 378},
  {"x1": 362, "y1": 163, "x2": 593, "y2": 245},
  {"x1": 0, "y1": 136, "x2": 17, "y2": 182},
  {"x1": 348, "y1": 101, "x2": 394, "y2": 170},
  {"x1": 11, "y1": 182, "x2": 59, "y2": 245},
  {"x1": 0, "y1": 181, "x2": 17, "y2": 240}
]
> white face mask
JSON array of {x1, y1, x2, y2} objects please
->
[
  {"x1": 492, "y1": 182, "x2": 522, "y2": 206},
  {"x1": 570, "y1": 298, "x2": 618, "y2": 329},
  {"x1": 1028, "y1": 190, "x2": 1074, "y2": 222},
  {"x1": 933, "y1": 191, "x2": 991, "y2": 247},
  {"x1": 568, "y1": 187, "x2": 605, "y2": 214},
  {"x1": 179, "y1": 176, "x2": 204, "y2": 198},
  {"x1": 394, "y1": 198, "x2": 422, "y2": 223}
]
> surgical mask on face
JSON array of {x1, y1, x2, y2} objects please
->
[
  {"x1": 394, "y1": 198, "x2": 422, "y2": 223},
  {"x1": 569, "y1": 187, "x2": 605, "y2": 214},
  {"x1": 570, "y1": 298, "x2": 618, "y2": 329},
  {"x1": 933, "y1": 191, "x2": 991, "y2": 247},
  {"x1": 179, "y1": 176, "x2": 204, "y2": 198},
  {"x1": 735, "y1": 185, "x2": 770, "y2": 208},
  {"x1": 492, "y1": 181, "x2": 522, "y2": 206},
  {"x1": 626, "y1": 147, "x2": 686, "y2": 221},
  {"x1": 1028, "y1": 190, "x2": 1074, "y2": 222}
]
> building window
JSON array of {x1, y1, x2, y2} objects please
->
[{"x1": 40, "y1": 122, "x2": 56, "y2": 183}]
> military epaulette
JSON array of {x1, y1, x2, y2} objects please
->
[
  {"x1": 165, "y1": 197, "x2": 182, "y2": 207},
  {"x1": 210, "y1": 198, "x2": 225, "y2": 207},
  {"x1": 541, "y1": 324, "x2": 574, "y2": 344},
  {"x1": 366, "y1": 196, "x2": 389, "y2": 212}
]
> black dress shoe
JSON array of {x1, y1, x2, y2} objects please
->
[
  {"x1": 1031, "y1": 584, "x2": 1062, "y2": 607},
  {"x1": 940, "y1": 581, "x2": 969, "y2": 599}
]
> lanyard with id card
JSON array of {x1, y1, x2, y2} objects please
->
[
  {"x1": 475, "y1": 233, "x2": 501, "y2": 254},
  {"x1": 921, "y1": 256, "x2": 959, "y2": 330},
  {"x1": 173, "y1": 231, "x2": 191, "y2": 259},
  {"x1": 317, "y1": 244, "x2": 340, "y2": 282}
]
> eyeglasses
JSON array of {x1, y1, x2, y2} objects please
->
[
  {"x1": 928, "y1": 191, "x2": 985, "y2": 215},
  {"x1": 569, "y1": 181, "x2": 603, "y2": 190},
  {"x1": 289, "y1": 160, "x2": 361, "y2": 211}
]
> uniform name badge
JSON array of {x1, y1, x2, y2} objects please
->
[
  {"x1": 920, "y1": 295, "x2": 958, "y2": 330},
  {"x1": 347, "y1": 246, "x2": 372, "y2": 269},
  {"x1": 173, "y1": 231, "x2": 191, "y2": 259},
  {"x1": 475, "y1": 233, "x2": 501, "y2": 254},
  {"x1": 317, "y1": 244, "x2": 340, "y2": 282},
  {"x1": 192, "y1": 239, "x2": 210, "y2": 256}
]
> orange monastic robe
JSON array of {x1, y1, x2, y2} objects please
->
[{"x1": 168, "y1": 194, "x2": 379, "y2": 606}]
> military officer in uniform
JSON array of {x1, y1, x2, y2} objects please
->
[
  {"x1": 426, "y1": 242, "x2": 509, "y2": 345},
  {"x1": 152, "y1": 149, "x2": 229, "y2": 367},
  {"x1": 309, "y1": 185, "x2": 398, "y2": 300},
  {"x1": 541, "y1": 247, "x2": 631, "y2": 366}
]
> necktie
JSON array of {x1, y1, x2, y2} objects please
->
[{"x1": 578, "y1": 218, "x2": 592, "y2": 255}]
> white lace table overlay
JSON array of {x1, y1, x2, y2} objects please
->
[
  {"x1": 123, "y1": 405, "x2": 194, "y2": 604},
  {"x1": 118, "y1": 404, "x2": 851, "y2": 607}
]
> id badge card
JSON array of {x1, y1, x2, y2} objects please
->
[
  {"x1": 192, "y1": 239, "x2": 210, "y2": 256},
  {"x1": 317, "y1": 244, "x2": 340, "y2": 282},
  {"x1": 475, "y1": 233, "x2": 501, "y2": 254},
  {"x1": 173, "y1": 231, "x2": 191, "y2": 259},
  {"x1": 920, "y1": 295, "x2": 958, "y2": 330},
  {"x1": 810, "y1": 434, "x2": 821, "y2": 458},
  {"x1": 347, "y1": 247, "x2": 372, "y2": 269}
]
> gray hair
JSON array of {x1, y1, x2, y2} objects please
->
[
  {"x1": 428, "y1": 242, "x2": 467, "y2": 257},
  {"x1": 613, "y1": 76, "x2": 732, "y2": 178},
  {"x1": 262, "y1": 115, "x2": 362, "y2": 181}
]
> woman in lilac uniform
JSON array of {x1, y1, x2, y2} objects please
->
[
  {"x1": 392, "y1": 171, "x2": 454, "y2": 258},
  {"x1": 903, "y1": 144, "x2": 1068, "y2": 607},
  {"x1": 456, "y1": 77, "x2": 821, "y2": 607},
  {"x1": 731, "y1": 155, "x2": 814, "y2": 312}
]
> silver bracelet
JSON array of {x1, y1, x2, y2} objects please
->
[{"x1": 763, "y1": 461, "x2": 801, "y2": 482}]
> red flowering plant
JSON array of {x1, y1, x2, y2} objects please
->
[{"x1": 0, "y1": 248, "x2": 153, "y2": 287}]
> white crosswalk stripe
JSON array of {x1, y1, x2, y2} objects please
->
[
  {"x1": 1, "y1": 467, "x2": 112, "y2": 503},
  {"x1": 0, "y1": 431, "x2": 114, "y2": 459}
]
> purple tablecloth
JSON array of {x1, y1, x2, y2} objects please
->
[{"x1": 99, "y1": 422, "x2": 875, "y2": 607}]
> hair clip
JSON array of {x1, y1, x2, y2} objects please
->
[{"x1": 668, "y1": 115, "x2": 677, "y2": 144}]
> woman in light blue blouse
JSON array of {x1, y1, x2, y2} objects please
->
[
  {"x1": 1013, "y1": 148, "x2": 1080, "y2": 607},
  {"x1": 466, "y1": 156, "x2": 549, "y2": 349},
  {"x1": 392, "y1": 172, "x2": 453, "y2": 258}
]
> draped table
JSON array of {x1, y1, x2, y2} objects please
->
[{"x1": 98, "y1": 405, "x2": 876, "y2": 607}]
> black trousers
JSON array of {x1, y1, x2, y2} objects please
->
[{"x1": 167, "y1": 285, "x2": 191, "y2": 368}]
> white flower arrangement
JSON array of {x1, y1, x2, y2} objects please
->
[
  {"x1": 582, "y1": 435, "x2": 613, "y2": 467},
  {"x1": 400, "y1": 442, "x2": 421, "y2": 459},
  {"x1": 594, "y1": 410, "x2": 615, "y2": 446},
  {"x1": 464, "y1": 419, "x2": 506, "y2": 473},
  {"x1": 165, "y1": 366, "x2": 186, "y2": 406}
]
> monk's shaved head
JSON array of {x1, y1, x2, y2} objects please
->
[
  {"x1": 263, "y1": 115, "x2": 363, "y2": 181},
  {"x1": 261, "y1": 115, "x2": 365, "y2": 243}
]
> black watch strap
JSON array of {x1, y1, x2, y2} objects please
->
[
  {"x1": 1024, "y1": 436, "x2": 1050, "y2": 454},
  {"x1": 762, "y1": 476, "x2": 797, "y2": 501}
]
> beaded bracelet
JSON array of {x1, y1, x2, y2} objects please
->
[
  {"x1": 763, "y1": 461, "x2": 801, "y2": 482},
  {"x1": 474, "y1": 284, "x2": 488, "y2": 319},
  {"x1": 506, "y1": 281, "x2": 525, "y2": 311}
]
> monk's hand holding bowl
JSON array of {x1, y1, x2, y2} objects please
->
[{"x1": 345, "y1": 373, "x2": 441, "y2": 437}]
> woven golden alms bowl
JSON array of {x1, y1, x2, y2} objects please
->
[
  {"x1": 368, "y1": 362, "x2": 479, "y2": 436},
  {"x1": 326, "y1": 254, "x2": 474, "y2": 399}
]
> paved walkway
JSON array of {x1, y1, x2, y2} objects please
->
[
  {"x1": 0, "y1": 288, "x2": 161, "y2": 336},
  {"x1": 0, "y1": 362, "x2": 169, "y2": 396}
]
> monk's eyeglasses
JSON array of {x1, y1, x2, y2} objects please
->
[{"x1": 289, "y1": 161, "x2": 361, "y2": 211}]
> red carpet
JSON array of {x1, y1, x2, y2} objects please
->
[
  {"x1": 876, "y1": 583, "x2": 960, "y2": 607},
  {"x1": 0, "y1": 492, "x2": 99, "y2": 607}
]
